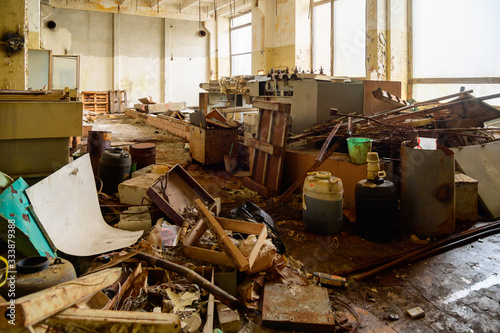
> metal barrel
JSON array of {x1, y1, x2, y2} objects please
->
[
  {"x1": 129, "y1": 143, "x2": 156, "y2": 170},
  {"x1": 400, "y1": 141, "x2": 455, "y2": 238}
]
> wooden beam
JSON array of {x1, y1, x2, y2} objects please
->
[
  {"x1": 0, "y1": 268, "x2": 123, "y2": 328},
  {"x1": 247, "y1": 138, "x2": 282, "y2": 155},
  {"x1": 48, "y1": 0, "x2": 203, "y2": 22},
  {"x1": 181, "y1": 0, "x2": 200, "y2": 10},
  {"x1": 48, "y1": 308, "x2": 180, "y2": 332}
]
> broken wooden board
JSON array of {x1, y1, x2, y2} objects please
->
[
  {"x1": 206, "y1": 109, "x2": 228, "y2": 123},
  {"x1": 0, "y1": 268, "x2": 123, "y2": 328},
  {"x1": 47, "y1": 308, "x2": 181, "y2": 332},
  {"x1": 183, "y1": 208, "x2": 270, "y2": 273},
  {"x1": 451, "y1": 141, "x2": 500, "y2": 218},
  {"x1": 243, "y1": 100, "x2": 291, "y2": 198},
  {"x1": 262, "y1": 283, "x2": 336, "y2": 332},
  {"x1": 189, "y1": 110, "x2": 207, "y2": 129}
]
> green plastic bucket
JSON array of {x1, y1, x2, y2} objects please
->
[{"x1": 347, "y1": 137, "x2": 373, "y2": 164}]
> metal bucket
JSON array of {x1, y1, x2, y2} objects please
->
[
  {"x1": 400, "y1": 141, "x2": 455, "y2": 238},
  {"x1": 130, "y1": 143, "x2": 156, "y2": 170},
  {"x1": 88, "y1": 130, "x2": 112, "y2": 175}
]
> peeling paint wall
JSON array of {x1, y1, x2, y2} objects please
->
[
  {"x1": 0, "y1": 0, "x2": 27, "y2": 90},
  {"x1": 366, "y1": 0, "x2": 387, "y2": 80},
  {"x1": 252, "y1": 2, "x2": 266, "y2": 74},
  {"x1": 40, "y1": 7, "x2": 209, "y2": 106},
  {"x1": 166, "y1": 19, "x2": 208, "y2": 104},
  {"x1": 294, "y1": 0, "x2": 311, "y2": 72},
  {"x1": 42, "y1": 8, "x2": 113, "y2": 92},
  {"x1": 27, "y1": 0, "x2": 40, "y2": 48},
  {"x1": 119, "y1": 14, "x2": 163, "y2": 103}
]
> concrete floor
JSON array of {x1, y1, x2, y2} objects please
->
[{"x1": 93, "y1": 114, "x2": 500, "y2": 333}]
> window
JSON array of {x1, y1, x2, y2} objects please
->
[
  {"x1": 312, "y1": 0, "x2": 366, "y2": 77},
  {"x1": 412, "y1": 0, "x2": 500, "y2": 105},
  {"x1": 231, "y1": 12, "x2": 252, "y2": 76}
]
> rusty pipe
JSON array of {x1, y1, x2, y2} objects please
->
[{"x1": 134, "y1": 252, "x2": 241, "y2": 311}]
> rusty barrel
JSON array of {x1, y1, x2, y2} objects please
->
[
  {"x1": 400, "y1": 141, "x2": 455, "y2": 238},
  {"x1": 130, "y1": 142, "x2": 156, "y2": 170},
  {"x1": 88, "y1": 130, "x2": 111, "y2": 175}
]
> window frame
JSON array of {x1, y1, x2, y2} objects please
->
[
  {"x1": 408, "y1": 0, "x2": 500, "y2": 101},
  {"x1": 230, "y1": 11, "x2": 252, "y2": 76}
]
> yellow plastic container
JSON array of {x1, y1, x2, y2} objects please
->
[{"x1": 303, "y1": 171, "x2": 344, "y2": 234}]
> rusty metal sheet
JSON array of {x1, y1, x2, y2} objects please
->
[
  {"x1": 262, "y1": 283, "x2": 335, "y2": 332},
  {"x1": 451, "y1": 141, "x2": 500, "y2": 218},
  {"x1": 146, "y1": 164, "x2": 215, "y2": 226}
]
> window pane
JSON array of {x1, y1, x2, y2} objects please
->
[
  {"x1": 313, "y1": 3, "x2": 331, "y2": 75},
  {"x1": 232, "y1": 53, "x2": 252, "y2": 76},
  {"x1": 413, "y1": 0, "x2": 500, "y2": 78},
  {"x1": 333, "y1": 0, "x2": 366, "y2": 77},
  {"x1": 231, "y1": 25, "x2": 252, "y2": 55},
  {"x1": 231, "y1": 12, "x2": 251, "y2": 28},
  {"x1": 413, "y1": 84, "x2": 500, "y2": 106}
]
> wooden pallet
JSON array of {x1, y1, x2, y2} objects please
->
[
  {"x1": 242, "y1": 100, "x2": 291, "y2": 198},
  {"x1": 82, "y1": 91, "x2": 109, "y2": 113},
  {"x1": 109, "y1": 90, "x2": 127, "y2": 114}
]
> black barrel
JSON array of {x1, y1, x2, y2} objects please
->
[
  {"x1": 97, "y1": 148, "x2": 131, "y2": 194},
  {"x1": 355, "y1": 180, "x2": 399, "y2": 242}
]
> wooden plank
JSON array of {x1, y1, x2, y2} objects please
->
[
  {"x1": 194, "y1": 199, "x2": 249, "y2": 271},
  {"x1": 253, "y1": 100, "x2": 291, "y2": 112},
  {"x1": 206, "y1": 109, "x2": 228, "y2": 123},
  {"x1": 246, "y1": 138, "x2": 282, "y2": 155},
  {"x1": 207, "y1": 119, "x2": 232, "y2": 128},
  {"x1": 266, "y1": 105, "x2": 290, "y2": 193},
  {"x1": 0, "y1": 268, "x2": 123, "y2": 328},
  {"x1": 183, "y1": 246, "x2": 236, "y2": 267},
  {"x1": 217, "y1": 216, "x2": 267, "y2": 234},
  {"x1": 48, "y1": 308, "x2": 180, "y2": 332},
  {"x1": 242, "y1": 176, "x2": 270, "y2": 198}
]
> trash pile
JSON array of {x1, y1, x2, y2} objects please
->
[{"x1": 0, "y1": 154, "x2": 358, "y2": 332}]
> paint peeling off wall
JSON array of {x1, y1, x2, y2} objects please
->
[{"x1": 119, "y1": 15, "x2": 163, "y2": 104}]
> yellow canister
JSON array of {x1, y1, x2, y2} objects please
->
[{"x1": 303, "y1": 171, "x2": 344, "y2": 234}]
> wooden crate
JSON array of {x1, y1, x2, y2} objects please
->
[
  {"x1": 82, "y1": 91, "x2": 109, "y2": 113},
  {"x1": 189, "y1": 125, "x2": 238, "y2": 165}
]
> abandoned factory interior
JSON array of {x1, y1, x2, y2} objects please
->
[{"x1": 1, "y1": 0, "x2": 500, "y2": 332}]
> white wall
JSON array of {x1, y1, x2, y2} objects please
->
[{"x1": 41, "y1": 8, "x2": 209, "y2": 106}]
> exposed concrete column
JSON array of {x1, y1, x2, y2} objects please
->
[
  {"x1": 366, "y1": 0, "x2": 388, "y2": 80},
  {"x1": 252, "y1": 0, "x2": 266, "y2": 74},
  {"x1": 0, "y1": 0, "x2": 28, "y2": 89},
  {"x1": 27, "y1": 0, "x2": 41, "y2": 49},
  {"x1": 387, "y1": 0, "x2": 408, "y2": 98},
  {"x1": 164, "y1": 19, "x2": 171, "y2": 102},
  {"x1": 159, "y1": 18, "x2": 166, "y2": 103},
  {"x1": 217, "y1": 16, "x2": 230, "y2": 77},
  {"x1": 294, "y1": 0, "x2": 311, "y2": 72},
  {"x1": 112, "y1": 13, "x2": 120, "y2": 91}
]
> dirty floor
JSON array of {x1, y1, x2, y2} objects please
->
[{"x1": 92, "y1": 114, "x2": 500, "y2": 333}]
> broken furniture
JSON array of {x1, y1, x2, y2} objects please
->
[
  {"x1": 182, "y1": 199, "x2": 270, "y2": 273},
  {"x1": 146, "y1": 164, "x2": 216, "y2": 226},
  {"x1": 243, "y1": 100, "x2": 291, "y2": 198},
  {"x1": 261, "y1": 283, "x2": 336, "y2": 332},
  {"x1": 0, "y1": 99, "x2": 82, "y2": 178}
]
